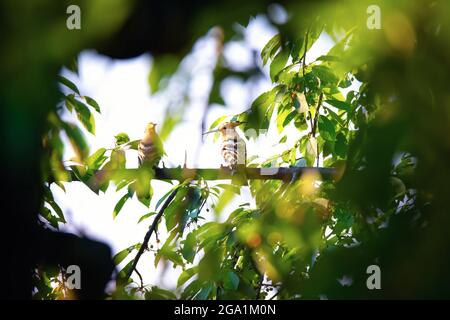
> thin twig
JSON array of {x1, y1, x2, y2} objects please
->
[
  {"x1": 124, "y1": 187, "x2": 179, "y2": 281},
  {"x1": 256, "y1": 274, "x2": 264, "y2": 300},
  {"x1": 311, "y1": 92, "x2": 323, "y2": 137},
  {"x1": 313, "y1": 92, "x2": 324, "y2": 167},
  {"x1": 269, "y1": 290, "x2": 281, "y2": 300},
  {"x1": 135, "y1": 268, "x2": 144, "y2": 289}
]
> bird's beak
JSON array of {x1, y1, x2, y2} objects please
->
[{"x1": 202, "y1": 129, "x2": 219, "y2": 135}]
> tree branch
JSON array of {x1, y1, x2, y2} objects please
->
[
  {"x1": 123, "y1": 188, "x2": 179, "y2": 282},
  {"x1": 68, "y1": 166, "x2": 336, "y2": 186},
  {"x1": 311, "y1": 92, "x2": 323, "y2": 138}
]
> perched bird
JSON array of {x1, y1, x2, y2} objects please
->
[
  {"x1": 138, "y1": 122, "x2": 165, "y2": 168},
  {"x1": 203, "y1": 121, "x2": 247, "y2": 185}
]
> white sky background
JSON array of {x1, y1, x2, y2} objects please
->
[{"x1": 52, "y1": 15, "x2": 343, "y2": 295}]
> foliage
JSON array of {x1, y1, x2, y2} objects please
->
[{"x1": 36, "y1": 0, "x2": 450, "y2": 299}]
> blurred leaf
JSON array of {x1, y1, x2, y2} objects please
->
[
  {"x1": 209, "y1": 115, "x2": 228, "y2": 130},
  {"x1": 114, "y1": 132, "x2": 130, "y2": 146},
  {"x1": 40, "y1": 207, "x2": 59, "y2": 229},
  {"x1": 195, "y1": 284, "x2": 213, "y2": 300},
  {"x1": 318, "y1": 115, "x2": 336, "y2": 141},
  {"x1": 182, "y1": 232, "x2": 197, "y2": 263},
  {"x1": 312, "y1": 65, "x2": 339, "y2": 86},
  {"x1": 67, "y1": 95, "x2": 96, "y2": 134},
  {"x1": 113, "y1": 244, "x2": 138, "y2": 266},
  {"x1": 138, "y1": 211, "x2": 157, "y2": 224},
  {"x1": 113, "y1": 193, "x2": 130, "y2": 219},
  {"x1": 58, "y1": 75, "x2": 80, "y2": 95},
  {"x1": 155, "y1": 242, "x2": 184, "y2": 267},
  {"x1": 223, "y1": 271, "x2": 240, "y2": 290},
  {"x1": 177, "y1": 267, "x2": 198, "y2": 287},
  {"x1": 86, "y1": 148, "x2": 107, "y2": 170},
  {"x1": 270, "y1": 46, "x2": 290, "y2": 81},
  {"x1": 62, "y1": 122, "x2": 89, "y2": 160},
  {"x1": 47, "y1": 200, "x2": 66, "y2": 223},
  {"x1": 117, "y1": 259, "x2": 134, "y2": 284},
  {"x1": 333, "y1": 208, "x2": 354, "y2": 235},
  {"x1": 148, "y1": 55, "x2": 179, "y2": 92},
  {"x1": 303, "y1": 135, "x2": 317, "y2": 166},
  {"x1": 261, "y1": 34, "x2": 281, "y2": 65},
  {"x1": 145, "y1": 286, "x2": 177, "y2": 300},
  {"x1": 84, "y1": 96, "x2": 101, "y2": 113},
  {"x1": 325, "y1": 99, "x2": 351, "y2": 112}
]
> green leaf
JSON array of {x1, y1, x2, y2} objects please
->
[
  {"x1": 148, "y1": 55, "x2": 179, "y2": 93},
  {"x1": 126, "y1": 139, "x2": 141, "y2": 150},
  {"x1": 117, "y1": 259, "x2": 134, "y2": 284},
  {"x1": 335, "y1": 132, "x2": 348, "y2": 158},
  {"x1": 86, "y1": 148, "x2": 107, "y2": 170},
  {"x1": 223, "y1": 271, "x2": 240, "y2": 291},
  {"x1": 324, "y1": 106, "x2": 345, "y2": 127},
  {"x1": 40, "y1": 207, "x2": 59, "y2": 229},
  {"x1": 318, "y1": 115, "x2": 336, "y2": 141},
  {"x1": 159, "y1": 111, "x2": 182, "y2": 142},
  {"x1": 114, "y1": 132, "x2": 130, "y2": 146},
  {"x1": 312, "y1": 65, "x2": 339, "y2": 86},
  {"x1": 156, "y1": 185, "x2": 179, "y2": 210},
  {"x1": 47, "y1": 200, "x2": 66, "y2": 223},
  {"x1": 108, "y1": 149, "x2": 126, "y2": 169},
  {"x1": 215, "y1": 183, "x2": 241, "y2": 195},
  {"x1": 270, "y1": 46, "x2": 290, "y2": 81},
  {"x1": 116, "y1": 179, "x2": 133, "y2": 192},
  {"x1": 209, "y1": 115, "x2": 228, "y2": 130},
  {"x1": 334, "y1": 208, "x2": 354, "y2": 235},
  {"x1": 261, "y1": 34, "x2": 281, "y2": 65},
  {"x1": 246, "y1": 86, "x2": 282, "y2": 133},
  {"x1": 293, "y1": 26, "x2": 323, "y2": 62},
  {"x1": 84, "y1": 96, "x2": 101, "y2": 113},
  {"x1": 155, "y1": 242, "x2": 184, "y2": 267},
  {"x1": 145, "y1": 286, "x2": 177, "y2": 300},
  {"x1": 316, "y1": 55, "x2": 340, "y2": 62},
  {"x1": 195, "y1": 284, "x2": 213, "y2": 300},
  {"x1": 182, "y1": 232, "x2": 197, "y2": 263},
  {"x1": 64, "y1": 94, "x2": 76, "y2": 112},
  {"x1": 138, "y1": 211, "x2": 157, "y2": 223},
  {"x1": 302, "y1": 136, "x2": 317, "y2": 166},
  {"x1": 58, "y1": 75, "x2": 80, "y2": 95},
  {"x1": 62, "y1": 122, "x2": 89, "y2": 160},
  {"x1": 113, "y1": 193, "x2": 130, "y2": 219},
  {"x1": 68, "y1": 95, "x2": 96, "y2": 134},
  {"x1": 113, "y1": 245, "x2": 138, "y2": 265},
  {"x1": 282, "y1": 110, "x2": 298, "y2": 127},
  {"x1": 177, "y1": 267, "x2": 198, "y2": 287},
  {"x1": 164, "y1": 187, "x2": 189, "y2": 232},
  {"x1": 325, "y1": 99, "x2": 351, "y2": 112},
  {"x1": 276, "y1": 105, "x2": 291, "y2": 133}
]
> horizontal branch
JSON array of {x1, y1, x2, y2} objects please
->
[
  {"x1": 68, "y1": 166, "x2": 336, "y2": 184},
  {"x1": 154, "y1": 167, "x2": 336, "y2": 181}
]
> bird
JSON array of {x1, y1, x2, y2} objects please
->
[
  {"x1": 138, "y1": 122, "x2": 165, "y2": 168},
  {"x1": 203, "y1": 121, "x2": 247, "y2": 185}
]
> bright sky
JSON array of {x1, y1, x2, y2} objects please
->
[{"x1": 52, "y1": 15, "x2": 338, "y2": 295}]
